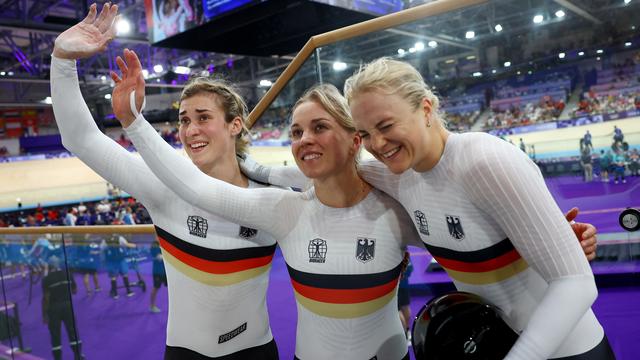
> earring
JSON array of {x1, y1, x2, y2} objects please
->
[{"x1": 426, "y1": 117, "x2": 431, "y2": 128}]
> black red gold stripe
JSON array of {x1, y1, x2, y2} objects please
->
[
  {"x1": 155, "y1": 226, "x2": 276, "y2": 285},
  {"x1": 287, "y1": 263, "x2": 402, "y2": 318},
  {"x1": 425, "y1": 238, "x2": 529, "y2": 285}
]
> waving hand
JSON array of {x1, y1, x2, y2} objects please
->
[{"x1": 52, "y1": 3, "x2": 118, "y2": 60}]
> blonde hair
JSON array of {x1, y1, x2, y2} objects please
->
[
  {"x1": 292, "y1": 84, "x2": 355, "y2": 133},
  {"x1": 344, "y1": 57, "x2": 441, "y2": 119},
  {"x1": 180, "y1": 77, "x2": 251, "y2": 154}
]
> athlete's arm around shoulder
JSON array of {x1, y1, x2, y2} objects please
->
[
  {"x1": 50, "y1": 3, "x2": 165, "y2": 207},
  {"x1": 357, "y1": 158, "x2": 404, "y2": 199},
  {"x1": 126, "y1": 114, "x2": 297, "y2": 240},
  {"x1": 456, "y1": 133, "x2": 597, "y2": 359},
  {"x1": 375, "y1": 190, "x2": 423, "y2": 249}
]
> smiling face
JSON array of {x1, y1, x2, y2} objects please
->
[
  {"x1": 178, "y1": 93, "x2": 241, "y2": 174},
  {"x1": 290, "y1": 100, "x2": 359, "y2": 180},
  {"x1": 350, "y1": 90, "x2": 434, "y2": 174}
]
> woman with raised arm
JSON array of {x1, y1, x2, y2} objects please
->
[
  {"x1": 342, "y1": 58, "x2": 614, "y2": 360},
  {"x1": 111, "y1": 45, "x2": 425, "y2": 359},
  {"x1": 51, "y1": 4, "x2": 278, "y2": 359}
]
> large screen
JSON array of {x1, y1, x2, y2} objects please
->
[
  {"x1": 312, "y1": 0, "x2": 404, "y2": 16},
  {"x1": 144, "y1": 0, "x2": 262, "y2": 43},
  {"x1": 144, "y1": 0, "x2": 404, "y2": 44}
]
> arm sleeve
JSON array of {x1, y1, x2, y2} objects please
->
[
  {"x1": 50, "y1": 56, "x2": 165, "y2": 208},
  {"x1": 268, "y1": 165, "x2": 311, "y2": 190},
  {"x1": 458, "y1": 136, "x2": 597, "y2": 360},
  {"x1": 125, "y1": 115, "x2": 296, "y2": 239},
  {"x1": 357, "y1": 159, "x2": 403, "y2": 199}
]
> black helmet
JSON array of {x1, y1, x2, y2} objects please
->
[{"x1": 411, "y1": 291, "x2": 518, "y2": 360}]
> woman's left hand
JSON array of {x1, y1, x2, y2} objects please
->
[{"x1": 110, "y1": 48, "x2": 146, "y2": 128}]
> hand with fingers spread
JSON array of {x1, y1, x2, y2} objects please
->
[
  {"x1": 565, "y1": 207, "x2": 598, "y2": 261},
  {"x1": 53, "y1": 3, "x2": 119, "y2": 60},
  {"x1": 110, "y1": 49, "x2": 146, "y2": 127}
]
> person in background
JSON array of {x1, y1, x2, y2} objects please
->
[
  {"x1": 397, "y1": 252, "x2": 413, "y2": 344},
  {"x1": 599, "y1": 150, "x2": 611, "y2": 182},
  {"x1": 580, "y1": 147, "x2": 593, "y2": 182},
  {"x1": 102, "y1": 234, "x2": 136, "y2": 299},
  {"x1": 149, "y1": 240, "x2": 166, "y2": 313},
  {"x1": 612, "y1": 149, "x2": 627, "y2": 184},
  {"x1": 583, "y1": 130, "x2": 593, "y2": 151},
  {"x1": 42, "y1": 255, "x2": 83, "y2": 360}
]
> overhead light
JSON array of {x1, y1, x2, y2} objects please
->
[
  {"x1": 0, "y1": 71, "x2": 5, "y2": 76},
  {"x1": 397, "y1": 48, "x2": 405, "y2": 55},
  {"x1": 156, "y1": 78, "x2": 161, "y2": 82},
  {"x1": 116, "y1": 18, "x2": 131, "y2": 35},
  {"x1": 517, "y1": 70, "x2": 521, "y2": 75},
  {"x1": 555, "y1": 10, "x2": 566, "y2": 18},
  {"x1": 533, "y1": 14, "x2": 544, "y2": 24},
  {"x1": 445, "y1": 59, "x2": 455, "y2": 64},
  {"x1": 625, "y1": 41, "x2": 632, "y2": 47},
  {"x1": 578, "y1": 51, "x2": 585, "y2": 56},
  {"x1": 472, "y1": 72, "x2": 482, "y2": 77},
  {"x1": 466, "y1": 55, "x2": 476, "y2": 60},
  {"x1": 428, "y1": 40, "x2": 438, "y2": 48},
  {"x1": 494, "y1": 24, "x2": 503, "y2": 32},
  {"x1": 415, "y1": 42, "x2": 425, "y2": 51},
  {"x1": 596, "y1": 49, "x2": 603, "y2": 54},
  {"x1": 259, "y1": 79, "x2": 272, "y2": 87},
  {"x1": 624, "y1": 0, "x2": 631, "y2": 4},
  {"x1": 174, "y1": 66, "x2": 190, "y2": 74},
  {"x1": 504, "y1": 61, "x2": 511, "y2": 67},
  {"x1": 100, "y1": 75, "x2": 107, "y2": 81},
  {"x1": 142, "y1": 69, "x2": 149, "y2": 78},
  {"x1": 43, "y1": 96, "x2": 52, "y2": 104},
  {"x1": 333, "y1": 61, "x2": 347, "y2": 71},
  {"x1": 7, "y1": 71, "x2": 13, "y2": 76},
  {"x1": 528, "y1": 70, "x2": 533, "y2": 74},
  {"x1": 492, "y1": 69, "x2": 497, "y2": 74},
  {"x1": 153, "y1": 64, "x2": 164, "y2": 73},
  {"x1": 104, "y1": 94, "x2": 112, "y2": 100},
  {"x1": 409, "y1": 47, "x2": 416, "y2": 53},
  {"x1": 465, "y1": 31, "x2": 475, "y2": 39},
  {"x1": 558, "y1": 52, "x2": 566, "y2": 59},
  {"x1": 596, "y1": 57, "x2": 601, "y2": 61}
]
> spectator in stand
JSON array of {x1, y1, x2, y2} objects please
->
[
  {"x1": 599, "y1": 150, "x2": 612, "y2": 182},
  {"x1": 580, "y1": 147, "x2": 593, "y2": 182},
  {"x1": 519, "y1": 138, "x2": 526, "y2": 153},
  {"x1": 121, "y1": 206, "x2": 136, "y2": 225},
  {"x1": 583, "y1": 130, "x2": 593, "y2": 151},
  {"x1": 63, "y1": 208, "x2": 77, "y2": 226}
]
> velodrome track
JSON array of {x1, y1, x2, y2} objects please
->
[{"x1": 2, "y1": 116, "x2": 638, "y2": 210}]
